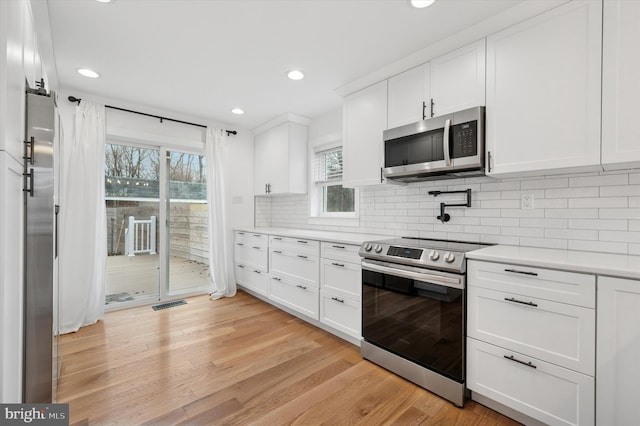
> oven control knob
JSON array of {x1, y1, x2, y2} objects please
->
[
  {"x1": 374, "y1": 244, "x2": 383, "y2": 253},
  {"x1": 428, "y1": 250, "x2": 440, "y2": 261},
  {"x1": 444, "y1": 252, "x2": 456, "y2": 263},
  {"x1": 364, "y1": 243, "x2": 373, "y2": 252}
]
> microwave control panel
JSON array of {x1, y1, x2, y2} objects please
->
[{"x1": 452, "y1": 121, "x2": 478, "y2": 158}]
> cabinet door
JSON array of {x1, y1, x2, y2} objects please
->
[
  {"x1": 430, "y1": 39, "x2": 485, "y2": 117},
  {"x1": 320, "y1": 290, "x2": 360, "y2": 339},
  {"x1": 266, "y1": 122, "x2": 290, "y2": 194},
  {"x1": 253, "y1": 131, "x2": 270, "y2": 195},
  {"x1": 342, "y1": 80, "x2": 387, "y2": 187},
  {"x1": 0, "y1": 0, "x2": 26, "y2": 161},
  {"x1": 387, "y1": 63, "x2": 430, "y2": 129},
  {"x1": 269, "y1": 274, "x2": 319, "y2": 320},
  {"x1": 597, "y1": 276, "x2": 640, "y2": 426},
  {"x1": 235, "y1": 264, "x2": 268, "y2": 296},
  {"x1": 601, "y1": 0, "x2": 640, "y2": 170},
  {"x1": 468, "y1": 338, "x2": 594, "y2": 426},
  {"x1": 485, "y1": 1, "x2": 602, "y2": 176}
]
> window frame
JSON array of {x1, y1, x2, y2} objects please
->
[{"x1": 309, "y1": 141, "x2": 359, "y2": 223}]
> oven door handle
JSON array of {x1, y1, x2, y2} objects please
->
[{"x1": 362, "y1": 260, "x2": 463, "y2": 290}]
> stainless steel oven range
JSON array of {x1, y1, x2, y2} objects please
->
[{"x1": 359, "y1": 237, "x2": 491, "y2": 407}]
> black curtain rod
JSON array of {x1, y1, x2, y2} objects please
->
[{"x1": 67, "y1": 95, "x2": 237, "y2": 136}]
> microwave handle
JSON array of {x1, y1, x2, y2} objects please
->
[{"x1": 443, "y1": 119, "x2": 451, "y2": 166}]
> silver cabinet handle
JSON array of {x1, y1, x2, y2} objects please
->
[
  {"x1": 443, "y1": 118, "x2": 451, "y2": 166},
  {"x1": 297, "y1": 255, "x2": 308, "y2": 259},
  {"x1": 297, "y1": 240, "x2": 308, "y2": 244},
  {"x1": 332, "y1": 245, "x2": 345, "y2": 249},
  {"x1": 430, "y1": 98, "x2": 435, "y2": 118},
  {"x1": 253, "y1": 270, "x2": 261, "y2": 274},
  {"x1": 331, "y1": 262, "x2": 345, "y2": 267},
  {"x1": 237, "y1": 232, "x2": 245, "y2": 235},
  {"x1": 331, "y1": 297, "x2": 344, "y2": 303},
  {"x1": 504, "y1": 297, "x2": 538, "y2": 308},
  {"x1": 252, "y1": 246, "x2": 260, "y2": 250},
  {"x1": 237, "y1": 264, "x2": 245, "y2": 269},
  {"x1": 252, "y1": 234, "x2": 262, "y2": 237},
  {"x1": 236, "y1": 243, "x2": 244, "y2": 246},
  {"x1": 504, "y1": 268, "x2": 538, "y2": 277},
  {"x1": 504, "y1": 354, "x2": 537, "y2": 369},
  {"x1": 273, "y1": 250, "x2": 282, "y2": 254},
  {"x1": 272, "y1": 277, "x2": 281, "y2": 281},
  {"x1": 296, "y1": 284, "x2": 307, "y2": 290},
  {"x1": 273, "y1": 237, "x2": 282, "y2": 240}
]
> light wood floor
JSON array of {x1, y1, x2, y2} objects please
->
[{"x1": 57, "y1": 291, "x2": 520, "y2": 425}]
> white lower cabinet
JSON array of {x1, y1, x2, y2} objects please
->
[
  {"x1": 235, "y1": 264, "x2": 269, "y2": 296},
  {"x1": 269, "y1": 275, "x2": 319, "y2": 320},
  {"x1": 596, "y1": 276, "x2": 640, "y2": 426},
  {"x1": 467, "y1": 338, "x2": 594, "y2": 426},
  {"x1": 467, "y1": 260, "x2": 595, "y2": 426},
  {"x1": 320, "y1": 290, "x2": 360, "y2": 338}
]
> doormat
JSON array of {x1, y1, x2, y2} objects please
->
[{"x1": 152, "y1": 300, "x2": 187, "y2": 311}]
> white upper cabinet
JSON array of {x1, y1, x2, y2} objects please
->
[
  {"x1": 485, "y1": 0, "x2": 602, "y2": 177},
  {"x1": 386, "y1": 40, "x2": 485, "y2": 129},
  {"x1": 253, "y1": 116, "x2": 308, "y2": 195},
  {"x1": 387, "y1": 63, "x2": 430, "y2": 129},
  {"x1": 343, "y1": 80, "x2": 387, "y2": 188},
  {"x1": 601, "y1": 0, "x2": 640, "y2": 170},
  {"x1": 430, "y1": 39, "x2": 486, "y2": 118}
]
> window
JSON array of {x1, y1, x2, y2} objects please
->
[{"x1": 312, "y1": 145, "x2": 358, "y2": 218}]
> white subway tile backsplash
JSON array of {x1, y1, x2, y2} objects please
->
[
  {"x1": 256, "y1": 170, "x2": 640, "y2": 255},
  {"x1": 568, "y1": 197, "x2": 628, "y2": 208},
  {"x1": 570, "y1": 174, "x2": 628, "y2": 187},
  {"x1": 569, "y1": 219, "x2": 628, "y2": 230},
  {"x1": 521, "y1": 178, "x2": 568, "y2": 190}
]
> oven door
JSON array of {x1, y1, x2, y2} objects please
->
[{"x1": 361, "y1": 259, "x2": 466, "y2": 383}]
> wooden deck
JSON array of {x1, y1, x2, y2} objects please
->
[
  {"x1": 57, "y1": 292, "x2": 519, "y2": 425},
  {"x1": 106, "y1": 254, "x2": 209, "y2": 304}
]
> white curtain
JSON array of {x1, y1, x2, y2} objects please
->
[
  {"x1": 205, "y1": 127, "x2": 236, "y2": 299},
  {"x1": 59, "y1": 100, "x2": 107, "y2": 334}
]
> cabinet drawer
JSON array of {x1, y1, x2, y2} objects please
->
[
  {"x1": 269, "y1": 275, "x2": 319, "y2": 320},
  {"x1": 321, "y1": 242, "x2": 361, "y2": 264},
  {"x1": 235, "y1": 264, "x2": 268, "y2": 296},
  {"x1": 270, "y1": 249, "x2": 319, "y2": 286},
  {"x1": 320, "y1": 258, "x2": 361, "y2": 300},
  {"x1": 235, "y1": 242, "x2": 268, "y2": 270},
  {"x1": 235, "y1": 231, "x2": 267, "y2": 247},
  {"x1": 468, "y1": 260, "x2": 595, "y2": 308},
  {"x1": 467, "y1": 338, "x2": 594, "y2": 426},
  {"x1": 320, "y1": 290, "x2": 360, "y2": 339},
  {"x1": 270, "y1": 235, "x2": 320, "y2": 254},
  {"x1": 468, "y1": 286, "x2": 595, "y2": 375}
]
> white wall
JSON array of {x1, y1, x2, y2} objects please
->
[{"x1": 257, "y1": 108, "x2": 640, "y2": 256}]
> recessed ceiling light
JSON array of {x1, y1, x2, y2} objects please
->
[
  {"x1": 287, "y1": 70, "x2": 304, "y2": 81},
  {"x1": 77, "y1": 68, "x2": 100, "y2": 78},
  {"x1": 231, "y1": 108, "x2": 244, "y2": 115},
  {"x1": 410, "y1": 0, "x2": 436, "y2": 8}
]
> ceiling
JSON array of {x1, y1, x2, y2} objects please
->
[{"x1": 45, "y1": 0, "x2": 523, "y2": 130}]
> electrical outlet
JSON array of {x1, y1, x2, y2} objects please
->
[{"x1": 521, "y1": 193, "x2": 534, "y2": 210}]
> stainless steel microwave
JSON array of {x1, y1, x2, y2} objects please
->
[{"x1": 383, "y1": 106, "x2": 485, "y2": 182}]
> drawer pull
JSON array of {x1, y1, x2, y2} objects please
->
[
  {"x1": 237, "y1": 264, "x2": 245, "y2": 269},
  {"x1": 253, "y1": 270, "x2": 261, "y2": 274},
  {"x1": 237, "y1": 232, "x2": 245, "y2": 235},
  {"x1": 273, "y1": 250, "x2": 283, "y2": 254},
  {"x1": 296, "y1": 284, "x2": 307, "y2": 290},
  {"x1": 273, "y1": 237, "x2": 282, "y2": 240},
  {"x1": 252, "y1": 246, "x2": 261, "y2": 250},
  {"x1": 253, "y1": 234, "x2": 262, "y2": 237},
  {"x1": 504, "y1": 297, "x2": 538, "y2": 307},
  {"x1": 297, "y1": 255, "x2": 308, "y2": 259},
  {"x1": 272, "y1": 277, "x2": 281, "y2": 281},
  {"x1": 503, "y1": 355, "x2": 537, "y2": 369},
  {"x1": 331, "y1": 262, "x2": 345, "y2": 267},
  {"x1": 332, "y1": 245, "x2": 346, "y2": 249},
  {"x1": 236, "y1": 243, "x2": 244, "y2": 246},
  {"x1": 297, "y1": 240, "x2": 308, "y2": 244},
  {"x1": 504, "y1": 268, "x2": 538, "y2": 277},
  {"x1": 331, "y1": 297, "x2": 345, "y2": 303}
]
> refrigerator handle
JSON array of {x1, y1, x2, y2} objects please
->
[
  {"x1": 23, "y1": 168, "x2": 34, "y2": 197},
  {"x1": 55, "y1": 205, "x2": 60, "y2": 259}
]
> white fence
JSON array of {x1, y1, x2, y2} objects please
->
[{"x1": 125, "y1": 216, "x2": 157, "y2": 256}]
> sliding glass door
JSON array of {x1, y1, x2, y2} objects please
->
[
  {"x1": 105, "y1": 143, "x2": 209, "y2": 308},
  {"x1": 165, "y1": 150, "x2": 210, "y2": 296}
]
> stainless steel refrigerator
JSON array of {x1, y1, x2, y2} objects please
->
[{"x1": 23, "y1": 89, "x2": 57, "y2": 403}]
